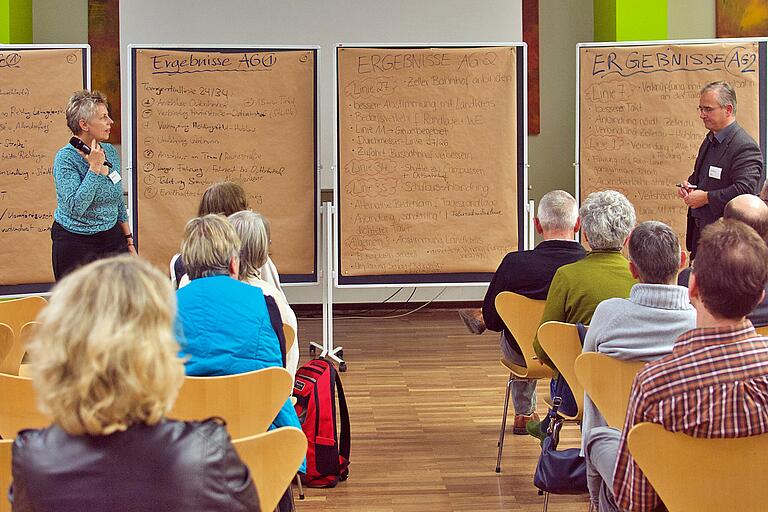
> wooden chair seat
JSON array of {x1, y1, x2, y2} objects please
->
[
  {"x1": 628, "y1": 423, "x2": 768, "y2": 512},
  {"x1": 536, "y1": 321, "x2": 585, "y2": 422},
  {"x1": 170, "y1": 366, "x2": 293, "y2": 439},
  {"x1": 494, "y1": 292, "x2": 550, "y2": 472},
  {"x1": 574, "y1": 352, "x2": 646, "y2": 428},
  {"x1": 233, "y1": 427, "x2": 307, "y2": 512},
  {"x1": 0, "y1": 373, "x2": 49, "y2": 439},
  {"x1": 0, "y1": 439, "x2": 12, "y2": 512}
]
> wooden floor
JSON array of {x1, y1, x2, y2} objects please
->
[{"x1": 294, "y1": 309, "x2": 589, "y2": 512}]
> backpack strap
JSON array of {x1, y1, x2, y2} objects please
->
[
  {"x1": 334, "y1": 369, "x2": 351, "y2": 464},
  {"x1": 264, "y1": 295, "x2": 287, "y2": 368}
]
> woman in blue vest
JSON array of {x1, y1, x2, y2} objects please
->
[{"x1": 174, "y1": 214, "x2": 304, "y2": 466}]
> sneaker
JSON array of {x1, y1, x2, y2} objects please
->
[
  {"x1": 458, "y1": 308, "x2": 486, "y2": 335},
  {"x1": 513, "y1": 412, "x2": 539, "y2": 435},
  {"x1": 526, "y1": 418, "x2": 548, "y2": 441}
]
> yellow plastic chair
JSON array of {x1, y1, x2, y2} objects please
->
[
  {"x1": 0, "y1": 373, "x2": 49, "y2": 439},
  {"x1": 233, "y1": 427, "x2": 307, "y2": 512},
  {"x1": 627, "y1": 422, "x2": 768, "y2": 512},
  {"x1": 574, "y1": 353, "x2": 646, "y2": 428},
  {"x1": 536, "y1": 321, "x2": 585, "y2": 422},
  {"x1": 494, "y1": 291, "x2": 551, "y2": 472},
  {"x1": 755, "y1": 325, "x2": 768, "y2": 337},
  {"x1": 169, "y1": 367, "x2": 293, "y2": 439},
  {"x1": 283, "y1": 323, "x2": 296, "y2": 358},
  {"x1": 0, "y1": 323, "x2": 13, "y2": 371},
  {"x1": 0, "y1": 296, "x2": 47, "y2": 375},
  {"x1": 0, "y1": 439, "x2": 13, "y2": 512}
]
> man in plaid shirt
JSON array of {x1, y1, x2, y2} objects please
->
[{"x1": 584, "y1": 218, "x2": 768, "y2": 511}]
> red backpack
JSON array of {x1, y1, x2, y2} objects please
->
[{"x1": 292, "y1": 359, "x2": 350, "y2": 487}]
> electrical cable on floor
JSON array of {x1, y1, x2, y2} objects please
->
[
  {"x1": 296, "y1": 287, "x2": 404, "y2": 321},
  {"x1": 334, "y1": 287, "x2": 447, "y2": 320}
]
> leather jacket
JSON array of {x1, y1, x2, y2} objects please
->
[{"x1": 9, "y1": 418, "x2": 260, "y2": 512}]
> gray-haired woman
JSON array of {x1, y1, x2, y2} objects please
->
[{"x1": 51, "y1": 90, "x2": 134, "y2": 280}]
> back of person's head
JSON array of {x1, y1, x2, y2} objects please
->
[
  {"x1": 579, "y1": 190, "x2": 636, "y2": 250},
  {"x1": 628, "y1": 221, "x2": 681, "y2": 284},
  {"x1": 228, "y1": 210, "x2": 270, "y2": 280},
  {"x1": 723, "y1": 194, "x2": 768, "y2": 242},
  {"x1": 181, "y1": 214, "x2": 241, "y2": 280},
  {"x1": 197, "y1": 181, "x2": 248, "y2": 217},
  {"x1": 27, "y1": 255, "x2": 184, "y2": 436},
  {"x1": 693, "y1": 219, "x2": 768, "y2": 319},
  {"x1": 537, "y1": 190, "x2": 579, "y2": 232}
]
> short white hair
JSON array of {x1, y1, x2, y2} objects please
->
[
  {"x1": 537, "y1": 190, "x2": 579, "y2": 232},
  {"x1": 580, "y1": 190, "x2": 636, "y2": 250}
]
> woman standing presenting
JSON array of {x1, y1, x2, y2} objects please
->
[{"x1": 51, "y1": 90, "x2": 134, "y2": 280}]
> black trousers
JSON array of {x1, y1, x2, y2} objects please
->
[{"x1": 51, "y1": 221, "x2": 128, "y2": 281}]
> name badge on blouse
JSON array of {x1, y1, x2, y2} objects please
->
[
  {"x1": 108, "y1": 170, "x2": 121, "y2": 184},
  {"x1": 708, "y1": 165, "x2": 722, "y2": 180}
]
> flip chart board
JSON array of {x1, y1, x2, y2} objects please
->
[
  {"x1": 0, "y1": 46, "x2": 89, "y2": 295},
  {"x1": 578, "y1": 41, "x2": 765, "y2": 242},
  {"x1": 336, "y1": 45, "x2": 526, "y2": 286},
  {"x1": 130, "y1": 46, "x2": 318, "y2": 282}
]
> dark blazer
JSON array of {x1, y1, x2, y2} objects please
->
[
  {"x1": 686, "y1": 122, "x2": 764, "y2": 254},
  {"x1": 482, "y1": 239, "x2": 586, "y2": 355},
  {"x1": 9, "y1": 418, "x2": 260, "y2": 512}
]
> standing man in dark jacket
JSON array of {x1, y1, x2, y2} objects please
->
[
  {"x1": 678, "y1": 80, "x2": 764, "y2": 257},
  {"x1": 461, "y1": 190, "x2": 585, "y2": 433}
]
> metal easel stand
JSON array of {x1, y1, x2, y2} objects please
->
[{"x1": 309, "y1": 202, "x2": 346, "y2": 371}]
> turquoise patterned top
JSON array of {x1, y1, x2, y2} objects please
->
[{"x1": 52, "y1": 142, "x2": 128, "y2": 234}]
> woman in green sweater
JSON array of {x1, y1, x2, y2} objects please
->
[{"x1": 531, "y1": 190, "x2": 637, "y2": 424}]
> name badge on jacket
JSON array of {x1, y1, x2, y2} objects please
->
[{"x1": 708, "y1": 165, "x2": 722, "y2": 180}]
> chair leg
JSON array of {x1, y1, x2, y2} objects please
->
[
  {"x1": 542, "y1": 491, "x2": 550, "y2": 512},
  {"x1": 295, "y1": 473, "x2": 304, "y2": 500},
  {"x1": 495, "y1": 373, "x2": 514, "y2": 472}
]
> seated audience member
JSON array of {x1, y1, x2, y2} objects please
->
[
  {"x1": 174, "y1": 214, "x2": 302, "y2": 443},
  {"x1": 585, "y1": 219, "x2": 768, "y2": 512},
  {"x1": 171, "y1": 181, "x2": 285, "y2": 294},
  {"x1": 230, "y1": 210, "x2": 300, "y2": 378},
  {"x1": 528, "y1": 190, "x2": 636, "y2": 429},
  {"x1": 678, "y1": 193, "x2": 768, "y2": 327},
  {"x1": 10, "y1": 255, "x2": 259, "y2": 511},
  {"x1": 463, "y1": 190, "x2": 585, "y2": 433},
  {"x1": 580, "y1": 222, "x2": 695, "y2": 469}
]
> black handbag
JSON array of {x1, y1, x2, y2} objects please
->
[
  {"x1": 533, "y1": 323, "x2": 588, "y2": 495},
  {"x1": 533, "y1": 398, "x2": 588, "y2": 494}
]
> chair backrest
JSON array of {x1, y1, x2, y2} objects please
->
[
  {"x1": 0, "y1": 296, "x2": 47, "y2": 375},
  {"x1": 283, "y1": 323, "x2": 295, "y2": 357},
  {"x1": 0, "y1": 297, "x2": 47, "y2": 336},
  {"x1": 574, "y1": 352, "x2": 646, "y2": 428},
  {"x1": 0, "y1": 373, "x2": 49, "y2": 439},
  {"x1": 628, "y1": 422, "x2": 768, "y2": 512},
  {"x1": 494, "y1": 291, "x2": 552, "y2": 379},
  {"x1": 0, "y1": 321, "x2": 41, "y2": 376},
  {"x1": 755, "y1": 325, "x2": 768, "y2": 337},
  {"x1": 536, "y1": 321, "x2": 585, "y2": 420},
  {"x1": 0, "y1": 439, "x2": 13, "y2": 512},
  {"x1": 0, "y1": 323, "x2": 13, "y2": 371},
  {"x1": 233, "y1": 427, "x2": 307, "y2": 512},
  {"x1": 169, "y1": 367, "x2": 293, "y2": 438}
]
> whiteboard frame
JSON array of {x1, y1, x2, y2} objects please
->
[
  {"x1": 333, "y1": 42, "x2": 528, "y2": 288},
  {"x1": 126, "y1": 44, "x2": 322, "y2": 286},
  {"x1": 575, "y1": 37, "x2": 768, "y2": 225},
  {"x1": 0, "y1": 44, "x2": 91, "y2": 298}
]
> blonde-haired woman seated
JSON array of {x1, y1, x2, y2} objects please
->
[
  {"x1": 9, "y1": 255, "x2": 260, "y2": 512},
  {"x1": 229, "y1": 210, "x2": 299, "y2": 378}
]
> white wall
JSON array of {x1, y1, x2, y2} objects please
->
[{"x1": 33, "y1": 0, "x2": 88, "y2": 44}]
